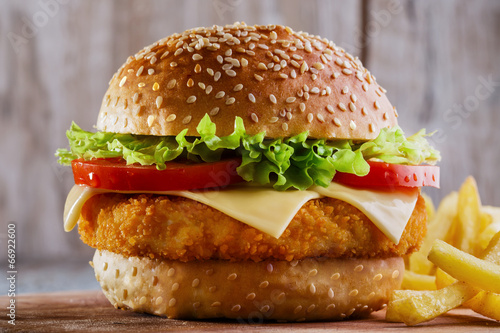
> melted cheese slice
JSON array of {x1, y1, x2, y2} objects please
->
[
  {"x1": 311, "y1": 183, "x2": 419, "y2": 243},
  {"x1": 64, "y1": 183, "x2": 418, "y2": 244}
]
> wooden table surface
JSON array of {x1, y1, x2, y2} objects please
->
[{"x1": 1, "y1": 290, "x2": 499, "y2": 332}]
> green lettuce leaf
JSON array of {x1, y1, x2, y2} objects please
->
[{"x1": 56, "y1": 114, "x2": 440, "y2": 190}]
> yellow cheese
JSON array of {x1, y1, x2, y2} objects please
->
[
  {"x1": 311, "y1": 183, "x2": 418, "y2": 243},
  {"x1": 64, "y1": 183, "x2": 418, "y2": 243}
]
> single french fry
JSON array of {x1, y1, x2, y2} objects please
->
[
  {"x1": 453, "y1": 177, "x2": 482, "y2": 256},
  {"x1": 386, "y1": 282, "x2": 478, "y2": 326},
  {"x1": 402, "y1": 270, "x2": 436, "y2": 290},
  {"x1": 434, "y1": 267, "x2": 456, "y2": 289},
  {"x1": 428, "y1": 239, "x2": 500, "y2": 294},
  {"x1": 464, "y1": 290, "x2": 500, "y2": 321}
]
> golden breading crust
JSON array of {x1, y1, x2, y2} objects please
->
[{"x1": 78, "y1": 192, "x2": 427, "y2": 262}]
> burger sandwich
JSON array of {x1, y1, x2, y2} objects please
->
[{"x1": 56, "y1": 22, "x2": 440, "y2": 321}]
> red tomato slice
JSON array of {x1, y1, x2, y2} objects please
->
[
  {"x1": 333, "y1": 161, "x2": 440, "y2": 189},
  {"x1": 71, "y1": 158, "x2": 244, "y2": 191}
]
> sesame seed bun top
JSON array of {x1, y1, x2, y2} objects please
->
[{"x1": 97, "y1": 22, "x2": 397, "y2": 140}]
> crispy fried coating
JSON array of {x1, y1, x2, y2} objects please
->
[{"x1": 78, "y1": 192, "x2": 427, "y2": 262}]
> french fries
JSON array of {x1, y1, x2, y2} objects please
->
[
  {"x1": 386, "y1": 282, "x2": 479, "y2": 326},
  {"x1": 387, "y1": 176, "x2": 500, "y2": 325},
  {"x1": 401, "y1": 270, "x2": 436, "y2": 291},
  {"x1": 428, "y1": 239, "x2": 500, "y2": 294}
]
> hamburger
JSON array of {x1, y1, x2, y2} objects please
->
[{"x1": 56, "y1": 22, "x2": 440, "y2": 321}]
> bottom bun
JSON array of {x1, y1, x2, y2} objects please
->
[{"x1": 92, "y1": 250, "x2": 403, "y2": 322}]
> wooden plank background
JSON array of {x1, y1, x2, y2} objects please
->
[{"x1": 1, "y1": 0, "x2": 499, "y2": 263}]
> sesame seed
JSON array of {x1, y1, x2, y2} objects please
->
[
  {"x1": 362, "y1": 83, "x2": 368, "y2": 92},
  {"x1": 231, "y1": 304, "x2": 241, "y2": 312},
  {"x1": 355, "y1": 264, "x2": 364, "y2": 272},
  {"x1": 251, "y1": 112, "x2": 259, "y2": 122},
  {"x1": 304, "y1": 92, "x2": 310, "y2": 100},
  {"x1": 279, "y1": 73, "x2": 288, "y2": 79},
  {"x1": 182, "y1": 115, "x2": 192, "y2": 124},
  {"x1": 187, "y1": 78, "x2": 194, "y2": 87},
  {"x1": 136, "y1": 66, "x2": 144, "y2": 76},
  {"x1": 209, "y1": 107, "x2": 219, "y2": 116},
  {"x1": 119, "y1": 76, "x2": 127, "y2": 87},
  {"x1": 138, "y1": 82, "x2": 145, "y2": 88},
  {"x1": 148, "y1": 68, "x2": 155, "y2": 75},
  {"x1": 342, "y1": 68, "x2": 352, "y2": 75},
  {"x1": 310, "y1": 87, "x2": 320, "y2": 94},
  {"x1": 351, "y1": 94, "x2": 357, "y2": 103},
  {"x1": 294, "y1": 305, "x2": 302, "y2": 314},
  {"x1": 241, "y1": 58, "x2": 248, "y2": 67},
  {"x1": 205, "y1": 85, "x2": 213, "y2": 94},
  {"x1": 222, "y1": 64, "x2": 233, "y2": 71},
  {"x1": 317, "y1": 114, "x2": 325, "y2": 123},
  {"x1": 369, "y1": 123, "x2": 376, "y2": 132},
  {"x1": 194, "y1": 64, "x2": 202, "y2": 73},
  {"x1": 258, "y1": 44, "x2": 269, "y2": 50},
  {"x1": 286, "y1": 97, "x2": 296, "y2": 103},
  {"x1": 152, "y1": 82, "x2": 159, "y2": 91},
  {"x1": 290, "y1": 69, "x2": 297, "y2": 78},
  {"x1": 326, "y1": 105, "x2": 334, "y2": 114},
  {"x1": 258, "y1": 62, "x2": 267, "y2": 70},
  {"x1": 299, "y1": 103, "x2": 306, "y2": 112},
  {"x1": 198, "y1": 82, "x2": 206, "y2": 89},
  {"x1": 300, "y1": 61, "x2": 308, "y2": 74},
  {"x1": 248, "y1": 93, "x2": 256, "y2": 103},
  {"x1": 313, "y1": 62, "x2": 324, "y2": 70},
  {"x1": 383, "y1": 112, "x2": 389, "y2": 120},
  {"x1": 215, "y1": 91, "x2": 225, "y2": 99},
  {"x1": 269, "y1": 94, "x2": 277, "y2": 104},
  {"x1": 394, "y1": 108, "x2": 399, "y2": 117},
  {"x1": 361, "y1": 107, "x2": 368, "y2": 115},
  {"x1": 174, "y1": 48, "x2": 183, "y2": 56},
  {"x1": 273, "y1": 64, "x2": 281, "y2": 71},
  {"x1": 155, "y1": 96, "x2": 163, "y2": 108},
  {"x1": 214, "y1": 71, "x2": 221, "y2": 81},
  {"x1": 392, "y1": 270, "x2": 400, "y2": 278},
  {"x1": 282, "y1": 123, "x2": 288, "y2": 131},
  {"x1": 331, "y1": 272, "x2": 340, "y2": 280},
  {"x1": 217, "y1": 55, "x2": 223, "y2": 64},
  {"x1": 286, "y1": 111, "x2": 292, "y2": 120},
  {"x1": 307, "y1": 113, "x2": 314, "y2": 123},
  {"x1": 147, "y1": 115, "x2": 155, "y2": 127},
  {"x1": 349, "y1": 102, "x2": 356, "y2": 112},
  {"x1": 328, "y1": 288, "x2": 335, "y2": 299},
  {"x1": 227, "y1": 273, "x2": 238, "y2": 280},
  {"x1": 349, "y1": 289, "x2": 359, "y2": 297},
  {"x1": 150, "y1": 56, "x2": 157, "y2": 64},
  {"x1": 233, "y1": 84, "x2": 243, "y2": 91},
  {"x1": 170, "y1": 62, "x2": 177, "y2": 67},
  {"x1": 338, "y1": 103, "x2": 347, "y2": 111},
  {"x1": 333, "y1": 118, "x2": 342, "y2": 127},
  {"x1": 343, "y1": 61, "x2": 352, "y2": 68},
  {"x1": 335, "y1": 58, "x2": 344, "y2": 66},
  {"x1": 132, "y1": 93, "x2": 139, "y2": 104},
  {"x1": 350, "y1": 120, "x2": 357, "y2": 130},
  {"x1": 270, "y1": 31, "x2": 277, "y2": 39},
  {"x1": 226, "y1": 97, "x2": 236, "y2": 105},
  {"x1": 332, "y1": 72, "x2": 340, "y2": 79},
  {"x1": 254, "y1": 74, "x2": 263, "y2": 81},
  {"x1": 186, "y1": 95, "x2": 196, "y2": 104},
  {"x1": 341, "y1": 86, "x2": 349, "y2": 94},
  {"x1": 207, "y1": 68, "x2": 214, "y2": 76},
  {"x1": 269, "y1": 116, "x2": 278, "y2": 123},
  {"x1": 374, "y1": 101, "x2": 380, "y2": 109}
]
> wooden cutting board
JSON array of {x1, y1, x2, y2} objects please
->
[{"x1": 1, "y1": 290, "x2": 499, "y2": 332}]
